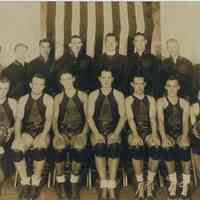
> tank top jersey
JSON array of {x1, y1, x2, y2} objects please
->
[
  {"x1": 58, "y1": 90, "x2": 85, "y2": 136},
  {"x1": 23, "y1": 94, "x2": 46, "y2": 137},
  {"x1": 131, "y1": 95, "x2": 151, "y2": 139},
  {"x1": 0, "y1": 99, "x2": 14, "y2": 128},
  {"x1": 94, "y1": 89, "x2": 120, "y2": 136},
  {"x1": 164, "y1": 97, "x2": 183, "y2": 139}
]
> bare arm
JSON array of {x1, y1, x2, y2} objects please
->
[
  {"x1": 112, "y1": 90, "x2": 126, "y2": 136},
  {"x1": 79, "y1": 92, "x2": 89, "y2": 135},
  {"x1": 181, "y1": 99, "x2": 190, "y2": 137},
  {"x1": 53, "y1": 94, "x2": 62, "y2": 136},
  {"x1": 157, "y1": 98, "x2": 167, "y2": 140},
  {"x1": 87, "y1": 91, "x2": 101, "y2": 136},
  {"x1": 190, "y1": 103, "x2": 198, "y2": 126},
  {"x1": 42, "y1": 95, "x2": 54, "y2": 136},
  {"x1": 149, "y1": 97, "x2": 157, "y2": 136},
  {"x1": 125, "y1": 97, "x2": 139, "y2": 136}
]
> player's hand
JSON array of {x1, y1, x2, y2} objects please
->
[
  {"x1": 146, "y1": 134, "x2": 160, "y2": 147},
  {"x1": 177, "y1": 134, "x2": 190, "y2": 148},
  {"x1": 107, "y1": 132, "x2": 120, "y2": 145},
  {"x1": 92, "y1": 132, "x2": 105, "y2": 146},
  {"x1": 33, "y1": 133, "x2": 48, "y2": 149},
  {"x1": 6, "y1": 127, "x2": 14, "y2": 142},
  {"x1": 131, "y1": 134, "x2": 144, "y2": 146},
  {"x1": 11, "y1": 136, "x2": 25, "y2": 152},
  {"x1": 161, "y1": 135, "x2": 174, "y2": 148}
]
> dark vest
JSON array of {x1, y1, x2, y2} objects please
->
[
  {"x1": 132, "y1": 96, "x2": 151, "y2": 139},
  {"x1": 164, "y1": 97, "x2": 183, "y2": 139},
  {"x1": 0, "y1": 99, "x2": 14, "y2": 128},
  {"x1": 23, "y1": 94, "x2": 46, "y2": 137},
  {"x1": 58, "y1": 91, "x2": 85, "y2": 136},
  {"x1": 94, "y1": 89, "x2": 119, "y2": 136}
]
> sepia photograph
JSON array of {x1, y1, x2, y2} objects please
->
[{"x1": 0, "y1": 1, "x2": 200, "y2": 200}]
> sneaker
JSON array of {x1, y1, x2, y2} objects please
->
[
  {"x1": 179, "y1": 183, "x2": 190, "y2": 200},
  {"x1": 55, "y1": 183, "x2": 69, "y2": 200},
  {"x1": 29, "y1": 186, "x2": 40, "y2": 200},
  {"x1": 146, "y1": 182, "x2": 155, "y2": 200},
  {"x1": 135, "y1": 182, "x2": 145, "y2": 200},
  {"x1": 168, "y1": 182, "x2": 177, "y2": 200},
  {"x1": 18, "y1": 184, "x2": 31, "y2": 200}
]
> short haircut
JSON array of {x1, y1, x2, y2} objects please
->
[
  {"x1": 58, "y1": 68, "x2": 75, "y2": 80},
  {"x1": 165, "y1": 75, "x2": 179, "y2": 85},
  {"x1": 14, "y1": 43, "x2": 28, "y2": 52},
  {"x1": 166, "y1": 38, "x2": 178, "y2": 44},
  {"x1": 134, "y1": 32, "x2": 147, "y2": 40},
  {"x1": 132, "y1": 71, "x2": 146, "y2": 82},
  {"x1": 31, "y1": 73, "x2": 46, "y2": 83},
  {"x1": 0, "y1": 74, "x2": 10, "y2": 84},
  {"x1": 105, "y1": 32, "x2": 118, "y2": 42},
  {"x1": 70, "y1": 35, "x2": 82, "y2": 42},
  {"x1": 39, "y1": 38, "x2": 52, "y2": 47},
  {"x1": 98, "y1": 66, "x2": 113, "y2": 77}
]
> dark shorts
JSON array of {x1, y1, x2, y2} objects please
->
[{"x1": 191, "y1": 134, "x2": 200, "y2": 155}]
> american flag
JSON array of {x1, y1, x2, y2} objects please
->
[{"x1": 40, "y1": 2, "x2": 160, "y2": 59}]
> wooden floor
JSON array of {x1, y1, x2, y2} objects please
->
[{"x1": 0, "y1": 180, "x2": 200, "y2": 200}]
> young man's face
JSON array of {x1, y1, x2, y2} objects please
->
[
  {"x1": 167, "y1": 40, "x2": 179, "y2": 57},
  {"x1": 165, "y1": 79, "x2": 180, "y2": 97},
  {"x1": 131, "y1": 77, "x2": 145, "y2": 95},
  {"x1": 60, "y1": 73, "x2": 75, "y2": 89},
  {"x1": 0, "y1": 82, "x2": 9, "y2": 99},
  {"x1": 99, "y1": 71, "x2": 113, "y2": 89},
  {"x1": 69, "y1": 37, "x2": 83, "y2": 54},
  {"x1": 134, "y1": 35, "x2": 147, "y2": 52},
  {"x1": 40, "y1": 42, "x2": 51, "y2": 58},
  {"x1": 30, "y1": 77, "x2": 45, "y2": 95},
  {"x1": 15, "y1": 45, "x2": 28, "y2": 61},
  {"x1": 105, "y1": 36, "x2": 117, "y2": 53}
]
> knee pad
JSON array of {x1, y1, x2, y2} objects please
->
[
  {"x1": 108, "y1": 143, "x2": 121, "y2": 159},
  {"x1": 32, "y1": 149, "x2": 46, "y2": 161},
  {"x1": 149, "y1": 146, "x2": 161, "y2": 160},
  {"x1": 178, "y1": 147, "x2": 191, "y2": 161},
  {"x1": 162, "y1": 147, "x2": 175, "y2": 161},
  {"x1": 129, "y1": 146, "x2": 145, "y2": 160},
  {"x1": 11, "y1": 149, "x2": 24, "y2": 162},
  {"x1": 71, "y1": 149, "x2": 85, "y2": 163},
  {"x1": 94, "y1": 143, "x2": 107, "y2": 158},
  {"x1": 54, "y1": 149, "x2": 66, "y2": 163}
]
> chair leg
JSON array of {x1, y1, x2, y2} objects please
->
[
  {"x1": 53, "y1": 168, "x2": 56, "y2": 186},
  {"x1": 122, "y1": 167, "x2": 128, "y2": 187},
  {"x1": 88, "y1": 168, "x2": 92, "y2": 189},
  {"x1": 47, "y1": 171, "x2": 51, "y2": 188},
  {"x1": 191, "y1": 152, "x2": 198, "y2": 187}
]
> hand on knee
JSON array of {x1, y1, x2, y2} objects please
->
[
  {"x1": 146, "y1": 134, "x2": 160, "y2": 147},
  {"x1": 177, "y1": 135, "x2": 190, "y2": 148}
]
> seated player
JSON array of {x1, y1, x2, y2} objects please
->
[
  {"x1": 0, "y1": 76, "x2": 17, "y2": 190},
  {"x1": 190, "y1": 88, "x2": 200, "y2": 171},
  {"x1": 52, "y1": 69, "x2": 88, "y2": 200},
  {"x1": 11, "y1": 74, "x2": 53, "y2": 200},
  {"x1": 157, "y1": 76, "x2": 191, "y2": 200},
  {"x1": 125, "y1": 73, "x2": 160, "y2": 200},
  {"x1": 88, "y1": 68, "x2": 126, "y2": 200}
]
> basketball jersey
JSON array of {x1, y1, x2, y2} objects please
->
[
  {"x1": 58, "y1": 91, "x2": 85, "y2": 136},
  {"x1": 0, "y1": 99, "x2": 14, "y2": 128},
  {"x1": 164, "y1": 97, "x2": 183, "y2": 139},
  {"x1": 132, "y1": 96, "x2": 151, "y2": 139},
  {"x1": 94, "y1": 89, "x2": 119, "y2": 136},
  {"x1": 23, "y1": 94, "x2": 46, "y2": 137}
]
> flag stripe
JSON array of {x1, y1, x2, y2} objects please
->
[
  {"x1": 119, "y1": 2, "x2": 129, "y2": 55},
  {"x1": 112, "y1": 2, "x2": 121, "y2": 40},
  {"x1": 127, "y1": 2, "x2": 136, "y2": 55},
  {"x1": 86, "y1": 2, "x2": 96, "y2": 57},
  {"x1": 47, "y1": 2, "x2": 56, "y2": 42},
  {"x1": 64, "y1": 2, "x2": 72, "y2": 53},
  {"x1": 95, "y1": 2, "x2": 104, "y2": 56},
  {"x1": 55, "y1": 2, "x2": 65, "y2": 59},
  {"x1": 40, "y1": 2, "x2": 47, "y2": 39},
  {"x1": 80, "y1": 2, "x2": 88, "y2": 50},
  {"x1": 143, "y1": 2, "x2": 154, "y2": 52},
  {"x1": 103, "y1": 2, "x2": 113, "y2": 53},
  {"x1": 135, "y1": 2, "x2": 145, "y2": 34},
  {"x1": 71, "y1": 2, "x2": 80, "y2": 36}
]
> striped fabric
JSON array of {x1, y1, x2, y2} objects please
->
[{"x1": 40, "y1": 2, "x2": 160, "y2": 59}]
